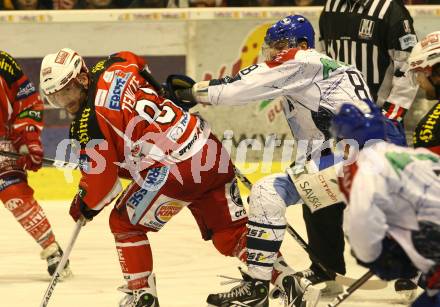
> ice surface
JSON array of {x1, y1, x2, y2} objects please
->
[{"x1": 0, "y1": 201, "x2": 419, "y2": 307}]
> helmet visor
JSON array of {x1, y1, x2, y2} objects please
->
[{"x1": 45, "y1": 79, "x2": 83, "y2": 110}]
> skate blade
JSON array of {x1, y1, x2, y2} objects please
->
[
  {"x1": 302, "y1": 285, "x2": 321, "y2": 307},
  {"x1": 320, "y1": 281, "x2": 344, "y2": 298},
  {"x1": 397, "y1": 289, "x2": 417, "y2": 303},
  {"x1": 58, "y1": 267, "x2": 73, "y2": 282}
]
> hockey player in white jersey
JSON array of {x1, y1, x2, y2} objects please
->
[
  {"x1": 332, "y1": 100, "x2": 440, "y2": 307},
  {"x1": 166, "y1": 15, "x2": 405, "y2": 307}
]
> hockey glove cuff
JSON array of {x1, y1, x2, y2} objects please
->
[{"x1": 382, "y1": 101, "x2": 407, "y2": 123}]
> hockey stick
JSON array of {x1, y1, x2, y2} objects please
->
[
  {"x1": 0, "y1": 150, "x2": 79, "y2": 169},
  {"x1": 232, "y1": 166, "x2": 386, "y2": 290},
  {"x1": 40, "y1": 217, "x2": 85, "y2": 307},
  {"x1": 327, "y1": 270, "x2": 374, "y2": 307}
]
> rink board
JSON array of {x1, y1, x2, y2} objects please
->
[{"x1": 27, "y1": 162, "x2": 285, "y2": 200}]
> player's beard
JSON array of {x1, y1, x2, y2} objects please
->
[{"x1": 66, "y1": 86, "x2": 87, "y2": 115}]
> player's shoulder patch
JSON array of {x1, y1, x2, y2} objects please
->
[
  {"x1": 266, "y1": 48, "x2": 299, "y2": 68},
  {"x1": 399, "y1": 33, "x2": 417, "y2": 50},
  {"x1": 69, "y1": 101, "x2": 105, "y2": 148},
  {"x1": 0, "y1": 51, "x2": 23, "y2": 85},
  {"x1": 95, "y1": 69, "x2": 132, "y2": 111}
]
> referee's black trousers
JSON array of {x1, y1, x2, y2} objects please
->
[{"x1": 302, "y1": 201, "x2": 346, "y2": 276}]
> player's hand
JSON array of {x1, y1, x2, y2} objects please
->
[
  {"x1": 13, "y1": 127, "x2": 43, "y2": 172},
  {"x1": 69, "y1": 194, "x2": 100, "y2": 223},
  {"x1": 357, "y1": 236, "x2": 418, "y2": 281},
  {"x1": 164, "y1": 74, "x2": 197, "y2": 110}
]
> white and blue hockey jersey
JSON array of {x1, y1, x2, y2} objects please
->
[
  {"x1": 340, "y1": 141, "x2": 440, "y2": 273},
  {"x1": 199, "y1": 48, "x2": 373, "y2": 159}
]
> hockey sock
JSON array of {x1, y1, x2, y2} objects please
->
[
  {"x1": 114, "y1": 232, "x2": 153, "y2": 290},
  {"x1": 2, "y1": 191, "x2": 55, "y2": 249}
]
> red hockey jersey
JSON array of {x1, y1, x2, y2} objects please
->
[
  {"x1": 69, "y1": 52, "x2": 210, "y2": 211},
  {"x1": 0, "y1": 51, "x2": 43, "y2": 141}
]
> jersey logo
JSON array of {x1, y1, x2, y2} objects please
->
[
  {"x1": 358, "y1": 19, "x2": 374, "y2": 40},
  {"x1": 55, "y1": 50, "x2": 69, "y2": 64},
  {"x1": 16, "y1": 80, "x2": 36, "y2": 100},
  {"x1": 105, "y1": 71, "x2": 131, "y2": 110},
  {"x1": 399, "y1": 34, "x2": 417, "y2": 51}
]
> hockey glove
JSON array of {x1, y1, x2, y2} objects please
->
[
  {"x1": 13, "y1": 126, "x2": 43, "y2": 172},
  {"x1": 69, "y1": 194, "x2": 101, "y2": 222},
  {"x1": 357, "y1": 236, "x2": 418, "y2": 281},
  {"x1": 164, "y1": 74, "x2": 197, "y2": 111},
  {"x1": 384, "y1": 118, "x2": 407, "y2": 147}
]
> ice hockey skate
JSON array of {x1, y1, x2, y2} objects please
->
[
  {"x1": 40, "y1": 241, "x2": 72, "y2": 280},
  {"x1": 207, "y1": 267, "x2": 269, "y2": 307},
  {"x1": 295, "y1": 268, "x2": 343, "y2": 297},
  {"x1": 118, "y1": 273, "x2": 160, "y2": 307},
  {"x1": 270, "y1": 270, "x2": 321, "y2": 307},
  {"x1": 394, "y1": 278, "x2": 418, "y2": 303}
]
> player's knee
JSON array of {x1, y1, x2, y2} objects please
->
[
  {"x1": 0, "y1": 182, "x2": 36, "y2": 213},
  {"x1": 212, "y1": 223, "x2": 247, "y2": 257},
  {"x1": 0, "y1": 181, "x2": 33, "y2": 204},
  {"x1": 249, "y1": 176, "x2": 286, "y2": 219},
  {"x1": 109, "y1": 208, "x2": 132, "y2": 234}
]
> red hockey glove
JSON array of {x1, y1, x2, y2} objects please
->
[
  {"x1": 13, "y1": 127, "x2": 43, "y2": 172},
  {"x1": 69, "y1": 194, "x2": 101, "y2": 223}
]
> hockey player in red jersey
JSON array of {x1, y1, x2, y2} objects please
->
[
  {"x1": 39, "y1": 48, "x2": 304, "y2": 307},
  {"x1": 0, "y1": 51, "x2": 72, "y2": 278}
]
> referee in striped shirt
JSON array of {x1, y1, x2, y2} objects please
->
[
  {"x1": 320, "y1": 0, "x2": 418, "y2": 121},
  {"x1": 315, "y1": 0, "x2": 419, "y2": 296}
]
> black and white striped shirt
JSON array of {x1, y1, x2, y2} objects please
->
[{"x1": 319, "y1": 0, "x2": 418, "y2": 120}]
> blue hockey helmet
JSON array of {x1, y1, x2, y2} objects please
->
[
  {"x1": 264, "y1": 15, "x2": 315, "y2": 49},
  {"x1": 331, "y1": 100, "x2": 387, "y2": 147}
]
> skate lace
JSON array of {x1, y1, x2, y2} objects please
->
[
  {"x1": 300, "y1": 269, "x2": 315, "y2": 279},
  {"x1": 216, "y1": 275, "x2": 252, "y2": 298}
]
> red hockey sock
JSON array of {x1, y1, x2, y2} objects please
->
[
  {"x1": 114, "y1": 232, "x2": 153, "y2": 290},
  {"x1": 0, "y1": 182, "x2": 55, "y2": 249}
]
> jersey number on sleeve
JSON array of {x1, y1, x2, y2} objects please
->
[{"x1": 240, "y1": 64, "x2": 258, "y2": 76}]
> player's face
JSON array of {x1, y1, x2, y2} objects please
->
[
  {"x1": 262, "y1": 38, "x2": 308, "y2": 61},
  {"x1": 262, "y1": 39, "x2": 290, "y2": 61},
  {"x1": 46, "y1": 78, "x2": 86, "y2": 114}
]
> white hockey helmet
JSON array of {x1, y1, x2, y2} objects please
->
[
  {"x1": 40, "y1": 48, "x2": 87, "y2": 95},
  {"x1": 408, "y1": 31, "x2": 440, "y2": 71}
]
